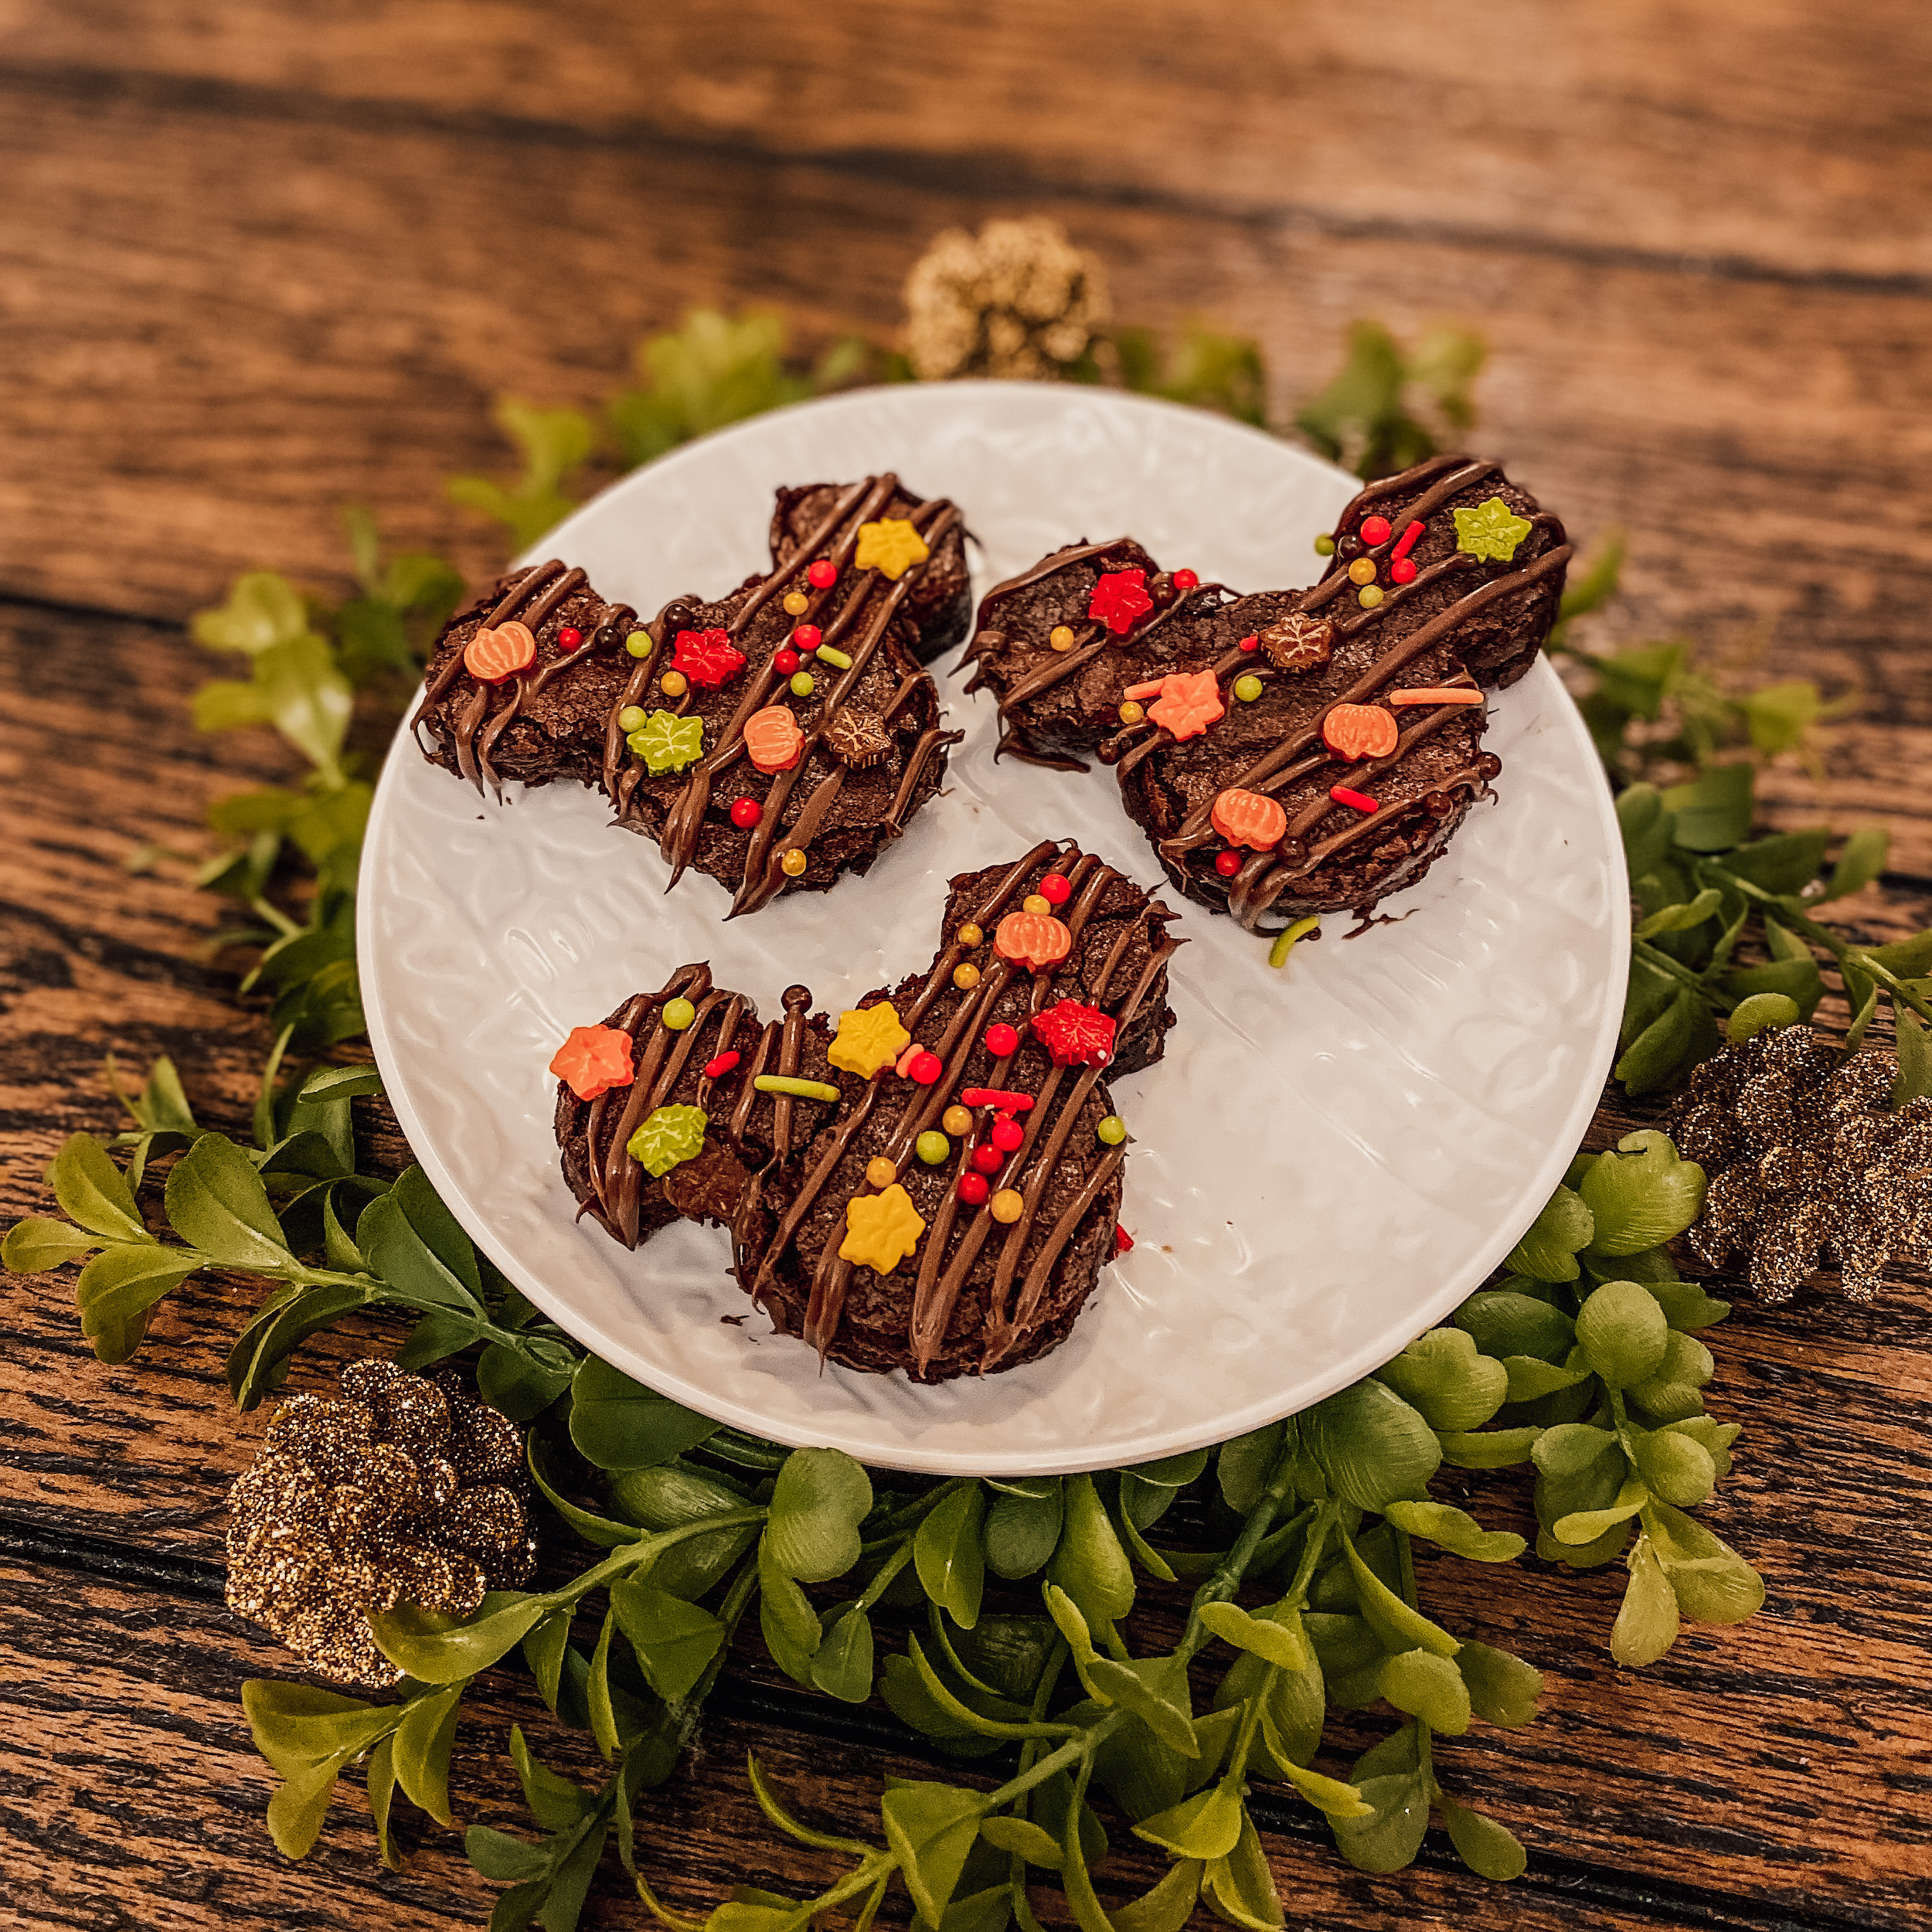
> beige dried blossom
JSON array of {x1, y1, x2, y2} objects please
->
[{"x1": 903, "y1": 218, "x2": 1111, "y2": 382}]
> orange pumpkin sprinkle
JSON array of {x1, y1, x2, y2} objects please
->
[
  {"x1": 744, "y1": 705, "x2": 805, "y2": 774},
  {"x1": 464, "y1": 620, "x2": 536, "y2": 683},
  {"x1": 995, "y1": 909, "x2": 1073, "y2": 973},
  {"x1": 1210, "y1": 787, "x2": 1289, "y2": 851},
  {"x1": 1321, "y1": 702, "x2": 1399, "y2": 762}
]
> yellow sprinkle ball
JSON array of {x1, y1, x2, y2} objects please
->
[
  {"x1": 943, "y1": 1104, "x2": 972, "y2": 1138},
  {"x1": 1348, "y1": 556, "x2": 1378, "y2": 586},
  {"x1": 1118, "y1": 701, "x2": 1145, "y2": 726},
  {"x1": 1049, "y1": 624, "x2": 1077, "y2": 652},
  {"x1": 989, "y1": 1189, "x2": 1024, "y2": 1223},
  {"x1": 659, "y1": 669, "x2": 689, "y2": 697},
  {"x1": 957, "y1": 923, "x2": 983, "y2": 948},
  {"x1": 1022, "y1": 894, "x2": 1051, "y2": 915},
  {"x1": 953, "y1": 962, "x2": 981, "y2": 991},
  {"x1": 1358, "y1": 585, "x2": 1386, "y2": 609},
  {"x1": 781, "y1": 849, "x2": 808, "y2": 877},
  {"x1": 783, "y1": 590, "x2": 809, "y2": 616},
  {"x1": 866, "y1": 1155, "x2": 896, "y2": 1189}
]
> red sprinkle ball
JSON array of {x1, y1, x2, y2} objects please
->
[
  {"x1": 1331, "y1": 785, "x2": 1380, "y2": 814},
  {"x1": 1037, "y1": 872, "x2": 1071, "y2": 906},
  {"x1": 906, "y1": 1050, "x2": 944, "y2": 1085},
  {"x1": 729, "y1": 797, "x2": 762, "y2": 828},
  {"x1": 1113, "y1": 1224, "x2": 1134, "y2": 1257},
  {"x1": 1172, "y1": 568, "x2": 1199, "y2": 592},
  {"x1": 792, "y1": 624, "x2": 821, "y2": 651},
  {"x1": 774, "y1": 648, "x2": 801, "y2": 675},
  {"x1": 1237, "y1": 634, "x2": 1260, "y2": 653},
  {"x1": 556, "y1": 625, "x2": 583, "y2": 652},
  {"x1": 957, "y1": 1172, "x2": 990, "y2": 1206},
  {"x1": 972, "y1": 1143, "x2": 1004, "y2": 1174},
  {"x1": 991, "y1": 1116, "x2": 1026, "y2": 1152},
  {"x1": 807, "y1": 560, "x2": 838, "y2": 589},
  {"x1": 702, "y1": 1049, "x2": 741, "y2": 1079},
  {"x1": 1215, "y1": 849, "x2": 1243, "y2": 877},
  {"x1": 985, "y1": 1022, "x2": 1021, "y2": 1058},
  {"x1": 1359, "y1": 515, "x2": 1393, "y2": 546},
  {"x1": 1389, "y1": 557, "x2": 1418, "y2": 584}
]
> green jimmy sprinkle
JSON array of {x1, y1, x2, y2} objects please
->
[
  {"x1": 815, "y1": 643, "x2": 852, "y2": 669},
  {"x1": 1268, "y1": 915, "x2": 1321, "y2": 968},
  {"x1": 753, "y1": 1074, "x2": 842, "y2": 1103}
]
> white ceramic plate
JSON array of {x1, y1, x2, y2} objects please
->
[{"x1": 359, "y1": 383, "x2": 1625, "y2": 1475}]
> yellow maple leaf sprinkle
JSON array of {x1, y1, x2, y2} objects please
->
[
  {"x1": 827, "y1": 1000, "x2": 912, "y2": 1079},
  {"x1": 854, "y1": 518, "x2": 931, "y2": 581},
  {"x1": 839, "y1": 1182, "x2": 927, "y2": 1274}
]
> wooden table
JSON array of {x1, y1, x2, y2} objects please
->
[{"x1": 4, "y1": 4, "x2": 1929, "y2": 1927}]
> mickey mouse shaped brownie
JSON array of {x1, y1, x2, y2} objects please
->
[
  {"x1": 551, "y1": 839, "x2": 1179, "y2": 1381},
  {"x1": 413, "y1": 474, "x2": 971, "y2": 915},
  {"x1": 964, "y1": 455, "x2": 1570, "y2": 932}
]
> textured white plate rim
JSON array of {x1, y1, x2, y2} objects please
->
[{"x1": 360, "y1": 383, "x2": 1628, "y2": 1474}]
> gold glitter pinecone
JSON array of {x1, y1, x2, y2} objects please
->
[
  {"x1": 226, "y1": 1360, "x2": 537, "y2": 1688},
  {"x1": 1666, "y1": 1025, "x2": 1932, "y2": 1303},
  {"x1": 902, "y1": 217, "x2": 1110, "y2": 382}
]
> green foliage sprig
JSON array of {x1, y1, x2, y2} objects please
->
[{"x1": 1294, "y1": 321, "x2": 1486, "y2": 482}]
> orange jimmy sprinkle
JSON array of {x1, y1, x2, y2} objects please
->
[
  {"x1": 1330, "y1": 786, "x2": 1379, "y2": 814},
  {"x1": 995, "y1": 910, "x2": 1072, "y2": 973},
  {"x1": 1121, "y1": 669, "x2": 1225, "y2": 741},
  {"x1": 549, "y1": 1023, "x2": 636, "y2": 1101},
  {"x1": 464, "y1": 620, "x2": 536, "y2": 683},
  {"x1": 744, "y1": 704, "x2": 805, "y2": 774},
  {"x1": 1390, "y1": 687, "x2": 1483, "y2": 706},
  {"x1": 1321, "y1": 702, "x2": 1400, "y2": 761},
  {"x1": 1211, "y1": 787, "x2": 1288, "y2": 851}
]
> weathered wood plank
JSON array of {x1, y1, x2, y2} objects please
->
[{"x1": 7, "y1": 0, "x2": 1930, "y2": 280}]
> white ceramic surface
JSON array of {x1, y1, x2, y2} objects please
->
[{"x1": 359, "y1": 383, "x2": 1626, "y2": 1475}]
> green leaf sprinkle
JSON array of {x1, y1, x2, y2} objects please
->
[
  {"x1": 631, "y1": 709, "x2": 705, "y2": 776},
  {"x1": 626, "y1": 1104, "x2": 709, "y2": 1178},
  {"x1": 1451, "y1": 495, "x2": 1532, "y2": 563}
]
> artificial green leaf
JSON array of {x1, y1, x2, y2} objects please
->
[
  {"x1": 1501, "y1": 1355, "x2": 1591, "y2": 1402},
  {"x1": 978, "y1": 1815, "x2": 1063, "y2": 1868},
  {"x1": 1328, "y1": 1760, "x2": 1428, "y2": 1874},
  {"x1": 1110, "y1": 1857, "x2": 1203, "y2": 1932},
  {"x1": 265, "y1": 1749, "x2": 354, "y2": 1860},
  {"x1": 1379, "y1": 1647, "x2": 1471, "y2": 1733},
  {"x1": 1200, "y1": 1815, "x2": 1284, "y2": 1929},
  {"x1": 1627, "y1": 1428, "x2": 1716, "y2": 1508},
  {"x1": 764, "y1": 1447, "x2": 872, "y2": 1582},
  {"x1": 881, "y1": 1782, "x2": 985, "y2": 1926},
  {"x1": 1578, "y1": 1133, "x2": 1706, "y2": 1256},
  {"x1": 1643, "y1": 1501, "x2": 1766, "y2": 1624},
  {"x1": 1575, "y1": 1280, "x2": 1670, "y2": 1386},
  {"x1": 758, "y1": 1546, "x2": 822, "y2": 1684},
  {"x1": 464, "y1": 1824, "x2": 551, "y2": 1883},
  {"x1": 1340, "y1": 1536, "x2": 1458, "y2": 1658},
  {"x1": 193, "y1": 571, "x2": 311, "y2": 655},
  {"x1": 809, "y1": 1604, "x2": 876, "y2": 1705},
  {"x1": 241, "y1": 1679, "x2": 398, "y2": 1774},
  {"x1": 1198, "y1": 1600, "x2": 1313, "y2": 1672},
  {"x1": 1048, "y1": 1473, "x2": 1135, "y2": 1631},
  {"x1": 1304, "y1": 1380, "x2": 1440, "y2": 1510},
  {"x1": 1083, "y1": 1655, "x2": 1199, "y2": 1758},
  {"x1": 1532, "y1": 1423, "x2": 1617, "y2": 1478},
  {"x1": 570, "y1": 1355, "x2": 719, "y2": 1470},
  {"x1": 1724, "y1": 828, "x2": 1832, "y2": 896},
  {"x1": 163, "y1": 1133, "x2": 291, "y2": 1270},
  {"x1": 1611, "y1": 1536, "x2": 1680, "y2": 1666},
  {"x1": 447, "y1": 397, "x2": 594, "y2": 549},
  {"x1": 1216, "y1": 1423, "x2": 1285, "y2": 1513},
  {"x1": 915, "y1": 1485, "x2": 987, "y2": 1629},
  {"x1": 1660, "y1": 761, "x2": 1753, "y2": 852},
  {"x1": 1643, "y1": 1278, "x2": 1730, "y2": 1330},
  {"x1": 1725, "y1": 992, "x2": 1801, "y2": 1043},
  {"x1": 1614, "y1": 986, "x2": 1699, "y2": 1096},
  {"x1": 611, "y1": 1578, "x2": 726, "y2": 1702},
  {"x1": 1454, "y1": 1290, "x2": 1575, "y2": 1359},
  {"x1": 1824, "y1": 825, "x2": 1888, "y2": 900},
  {"x1": 1616, "y1": 784, "x2": 1674, "y2": 877},
  {"x1": 1740, "y1": 679, "x2": 1821, "y2": 757},
  {"x1": 1456, "y1": 1639, "x2": 1544, "y2": 1727},
  {"x1": 1275, "y1": 1757, "x2": 1370, "y2": 1821},
  {"x1": 477, "y1": 1338, "x2": 573, "y2": 1423},
  {"x1": 1, "y1": 1216, "x2": 102, "y2": 1273},
  {"x1": 1382, "y1": 1500, "x2": 1524, "y2": 1564},
  {"x1": 48, "y1": 1132, "x2": 148, "y2": 1242},
  {"x1": 1500, "y1": 1186, "x2": 1594, "y2": 1281},
  {"x1": 984, "y1": 1478, "x2": 1063, "y2": 1579},
  {"x1": 1373, "y1": 1327, "x2": 1508, "y2": 1432},
  {"x1": 1435, "y1": 1425, "x2": 1543, "y2": 1469},
  {"x1": 523, "y1": 1614, "x2": 571, "y2": 1713},
  {"x1": 1132, "y1": 1783, "x2": 1244, "y2": 1862},
  {"x1": 73, "y1": 1244, "x2": 198, "y2": 1339},
  {"x1": 366, "y1": 1732, "x2": 401, "y2": 1871},
  {"x1": 393, "y1": 1680, "x2": 464, "y2": 1826},
  {"x1": 1893, "y1": 1006, "x2": 1932, "y2": 1107},
  {"x1": 1633, "y1": 886, "x2": 1724, "y2": 940},
  {"x1": 1439, "y1": 1791, "x2": 1527, "y2": 1881},
  {"x1": 1553, "y1": 1476, "x2": 1650, "y2": 1546},
  {"x1": 372, "y1": 1592, "x2": 555, "y2": 1684},
  {"x1": 607, "y1": 1463, "x2": 758, "y2": 1599}
]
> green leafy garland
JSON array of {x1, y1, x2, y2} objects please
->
[{"x1": 4, "y1": 301, "x2": 1913, "y2": 1930}]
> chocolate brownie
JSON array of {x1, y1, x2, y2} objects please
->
[
  {"x1": 552, "y1": 840, "x2": 1180, "y2": 1380},
  {"x1": 413, "y1": 476, "x2": 968, "y2": 915},
  {"x1": 963, "y1": 455, "x2": 1570, "y2": 931}
]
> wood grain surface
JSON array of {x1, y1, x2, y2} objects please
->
[{"x1": 3, "y1": 3, "x2": 1929, "y2": 1927}]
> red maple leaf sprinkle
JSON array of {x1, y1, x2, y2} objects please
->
[
  {"x1": 1113, "y1": 1224, "x2": 1134, "y2": 1257},
  {"x1": 1087, "y1": 569, "x2": 1153, "y2": 636},
  {"x1": 1030, "y1": 999, "x2": 1117, "y2": 1068},
  {"x1": 672, "y1": 627, "x2": 747, "y2": 689},
  {"x1": 549, "y1": 1024, "x2": 636, "y2": 1101}
]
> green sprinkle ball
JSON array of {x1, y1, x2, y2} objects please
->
[
  {"x1": 790, "y1": 671, "x2": 816, "y2": 698},
  {"x1": 1097, "y1": 1115, "x2": 1128, "y2": 1146},
  {"x1": 1314, "y1": 532, "x2": 1335, "y2": 556},
  {"x1": 1233, "y1": 674, "x2": 1263, "y2": 703},
  {"x1": 662, "y1": 997, "x2": 696, "y2": 1031},
  {"x1": 617, "y1": 705, "x2": 648, "y2": 733},
  {"x1": 625, "y1": 631, "x2": 654, "y2": 658},
  {"x1": 916, "y1": 1129, "x2": 951, "y2": 1165},
  {"x1": 1358, "y1": 584, "x2": 1385, "y2": 609}
]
